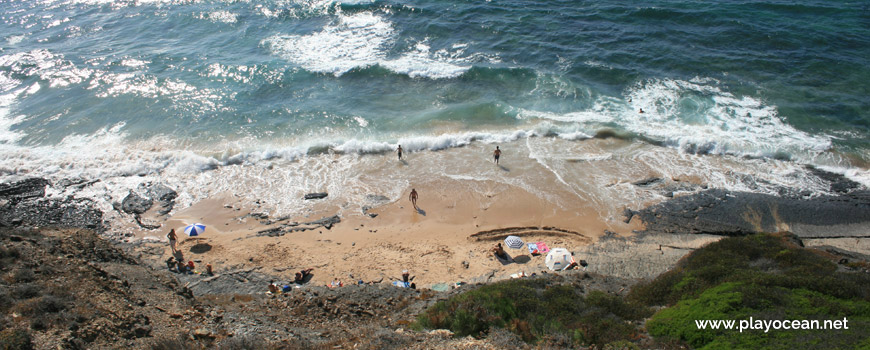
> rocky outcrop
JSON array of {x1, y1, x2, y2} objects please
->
[
  {"x1": 121, "y1": 191, "x2": 153, "y2": 215},
  {"x1": 0, "y1": 178, "x2": 104, "y2": 230},
  {"x1": 0, "y1": 178, "x2": 49, "y2": 204},
  {"x1": 636, "y1": 189, "x2": 870, "y2": 239}
]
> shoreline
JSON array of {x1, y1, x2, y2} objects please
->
[{"x1": 2, "y1": 162, "x2": 869, "y2": 292}]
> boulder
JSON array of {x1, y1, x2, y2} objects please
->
[
  {"x1": 121, "y1": 191, "x2": 152, "y2": 214},
  {"x1": 304, "y1": 192, "x2": 328, "y2": 200}
]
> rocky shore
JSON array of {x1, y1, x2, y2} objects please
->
[{"x1": 0, "y1": 168, "x2": 868, "y2": 348}]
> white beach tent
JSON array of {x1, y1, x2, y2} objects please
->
[{"x1": 545, "y1": 248, "x2": 574, "y2": 271}]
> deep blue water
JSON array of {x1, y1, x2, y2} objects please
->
[{"x1": 1, "y1": 0, "x2": 868, "y2": 162}]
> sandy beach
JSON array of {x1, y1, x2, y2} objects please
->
[{"x1": 145, "y1": 175, "x2": 645, "y2": 288}]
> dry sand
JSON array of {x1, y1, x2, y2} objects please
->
[{"x1": 133, "y1": 177, "x2": 655, "y2": 288}]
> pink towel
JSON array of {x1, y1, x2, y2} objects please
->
[{"x1": 535, "y1": 242, "x2": 550, "y2": 254}]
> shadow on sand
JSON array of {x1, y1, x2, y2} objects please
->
[
  {"x1": 498, "y1": 165, "x2": 510, "y2": 172},
  {"x1": 416, "y1": 208, "x2": 426, "y2": 216},
  {"x1": 190, "y1": 243, "x2": 212, "y2": 254},
  {"x1": 512, "y1": 255, "x2": 531, "y2": 264}
]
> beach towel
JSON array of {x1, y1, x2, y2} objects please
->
[
  {"x1": 527, "y1": 243, "x2": 539, "y2": 255},
  {"x1": 510, "y1": 271, "x2": 528, "y2": 278},
  {"x1": 431, "y1": 283, "x2": 450, "y2": 292},
  {"x1": 392, "y1": 281, "x2": 411, "y2": 288},
  {"x1": 535, "y1": 242, "x2": 550, "y2": 254}
]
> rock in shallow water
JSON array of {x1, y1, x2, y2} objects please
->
[
  {"x1": 121, "y1": 191, "x2": 153, "y2": 215},
  {"x1": 304, "y1": 192, "x2": 328, "y2": 200}
]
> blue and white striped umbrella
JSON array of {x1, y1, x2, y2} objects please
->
[
  {"x1": 184, "y1": 223, "x2": 206, "y2": 237},
  {"x1": 504, "y1": 235, "x2": 524, "y2": 249}
]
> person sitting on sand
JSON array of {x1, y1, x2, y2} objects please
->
[
  {"x1": 165, "y1": 256, "x2": 176, "y2": 271},
  {"x1": 294, "y1": 268, "x2": 314, "y2": 284},
  {"x1": 206, "y1": 263, "x2": 213, "y2": 276},
  {"x1": 492, "y1": 243, "x2": 508, "y2": 260},
  {"x1": 268, "y1": 280, "x2": 279, "y2": 294},
  {"x1": 176, "y1": 260, "x2": 187, "y2": 274},
  {"x1": 330, "y1": 278, "x2": 343, "y2": 288},
  {"x1": 409, "y1": 189, "x2": 418, "y2": 210},
  {"x1": 186, "y1": 260, "x2": 195, "y2": 274},
  {"x1": 402, "y1": 270, "x2": 410, "y2": 283}
]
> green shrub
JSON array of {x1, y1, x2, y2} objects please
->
[
  {"x1": 415, "y1": 279, "x2": 650, "y2": 347},
  {"x1": 630, "y1": 234, "x2": 870, "y2": 306},
  {"x1": 639, "y1": 234, "x2": 870, "y2": 349}
]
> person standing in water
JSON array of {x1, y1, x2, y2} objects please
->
[
  {"x1": 493, "y1": 146, "x2": 502, "y2": 165},
  {"x1": 397, "y1": 144, "x2": 403, "y2": 160},
  {"x1": 409, "y1": 188, "x2": 418, "y2": 210}
]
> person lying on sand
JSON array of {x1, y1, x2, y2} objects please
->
[{"x1": 294, "y1": 268, "x2": 314, "y2": 284}]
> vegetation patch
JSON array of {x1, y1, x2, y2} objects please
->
[
  {"x1": 632, "y1": 234, "x2": 870, "y2": 349},
  {"x1": 415, "y1": 278, "x2": 651, "y2": 347}
]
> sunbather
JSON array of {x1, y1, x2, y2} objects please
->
[
  {"x1": 492, "y1": 243, "x2": 508, "y2": 260},
  {"x1": 294, "y1": 268, "x2": 314, "y2": 284}
]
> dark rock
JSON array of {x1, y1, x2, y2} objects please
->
[
  {"x1": 807, "y1": 166, "x2": 862, "y2": 194},
  {"x1": 622, "y1": 208, "x2": 635, "y2": 223},
  {"x1": 365, "y1": 194, "x2": 390, "y2": 203},
  {"x1": 0, "y1": 196, "x2": 104, "y2": 231},
  {"x1": 632, "y1": 177, "x2": 663, "y2": 187},
  {"x1": 636, "y1": 189, "x2": 870, "y2": 238},
  {"x1": 121, "y1": 192, "x2": 152, "y2": 215},
  {"x1": 134, "y1": 215, "x2": 162, "y2": 230},
  {"x1": 144, "y1": 183, "x2": 177, "y2": 215},
  {"x1": 368, "y1": 213, "x2": 378, "y2": 218},
  {"x1": 304, "y1": 192, "x2": 328, "y2": 200},
  {"x1": 683, "y1": 142, "x2": 716, "y2": 155},
  {"x1": 0, "y1": 178, "x2": 50, "y2": 203},
  {"x1": 306, "y1": 215, "x2": 341, "y2": 230}
]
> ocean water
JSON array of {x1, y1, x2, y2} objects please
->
[{"x1": 1, "y1": 0, "x2": 868, "y2": 229}]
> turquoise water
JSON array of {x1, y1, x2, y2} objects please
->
[{"x1": 0, "y1": 0, "x2": 868, "y2": 221}]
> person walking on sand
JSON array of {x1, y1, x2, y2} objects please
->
[
  {"x1": 397, "y1": 144, "x2": 403, "y2": 160},
  {"x1": 493, "y1": 146, "x2": 502, "y2": 165},
  {"x1": 409, "y1": 188, "x2": 418, "y2": 210},
  {"x1": 166, "y1": 229, "x2": 178, "y2": 254}
]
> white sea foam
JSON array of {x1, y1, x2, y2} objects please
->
[
  {"x1": 0, "y1": 74, "x2": 20, "y2": 93},
  {"x1": 263, "y1": 12, "x2": 394, "y2": 76},
  {"x1": 624, "y1": 78, "x2": 832, "y2": 159},
  {"x1": 120, "y1": 58, "x2": 150, "y2": 69},
  {"x1": 263, "y1": 12, "x2": 475, "y2": 79},
  {"x1": 0, "y1": 90, "x2": 27, "y2": 144},
  {"x1": 380, "y1": 41, "x2": 471, "y2": 79},
  {"x1": 6, "y1": 35, "x2": 26, "y2": 45},
  {"x1": 0, "y1": 50, "x2": 92, "y2": 88},
  {"x1": 204, "y1": 11, "x2": 238, "y2": 24}
]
